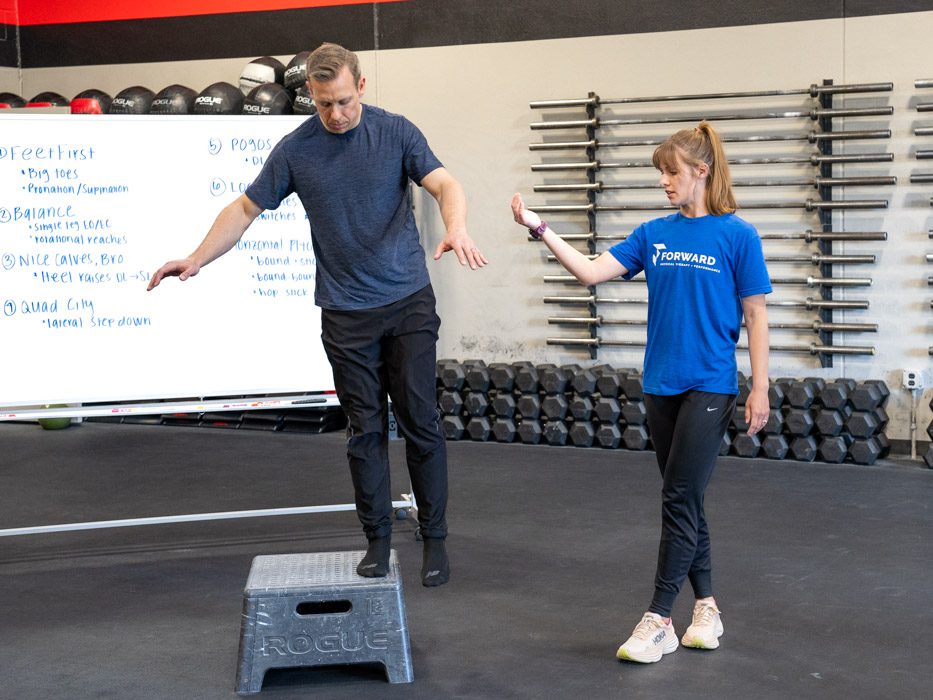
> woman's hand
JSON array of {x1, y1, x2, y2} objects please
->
[{"x1": 511, "y1": 193, "x2": 541, "y2": 230}]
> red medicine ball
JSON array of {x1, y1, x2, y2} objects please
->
[{"x1": 71, "y1": 89, "x2": 112, "y2": 114}]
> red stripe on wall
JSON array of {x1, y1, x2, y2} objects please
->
[{"x1": 14, "y1": 0, "x2": 407, "y2": 26}]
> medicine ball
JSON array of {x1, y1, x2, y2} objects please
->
[
  {"x1": 292, "y1": 85, "x2": 316, "y2": 115},
  {"x1": 150, "y1": 84, "x2": 197, "y2": 114},
  {"x1": 193, "y1": 81, "x2": 244, "y2": 115},
  {"x1": 71, "y1": 88, "x2": 112, "y2": 114},
  {"x1": 27, "y1": 91, "x2": 69, "y2": 107},
  {"x1": 243, "y1": 83, "x2": 293, "y2": 115},
  {"x1": 239, "y1": 56, "x2": 285, "y2": 95},
  {"x1": 109, "y1": 85, "x2": 155, "y2": 114},
  {"x1": 284, "y1": 51, "x2": 310, "y2": 93},
  {"x1": 0, "y1": 92, "x2": 25, "y2": 108}
]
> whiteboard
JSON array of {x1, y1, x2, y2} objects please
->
[{"x1": 0, "y1": 114, "x2": 336, "y2": 410}]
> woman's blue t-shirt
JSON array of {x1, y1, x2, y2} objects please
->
[{"x1": 608, "y1": 212, "x2": 772, "y2": 396}]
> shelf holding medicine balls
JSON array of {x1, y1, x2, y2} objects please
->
[
  {"x1": 436, "y1": 359, "x2": 892, "y2": 464},
  {"x1": 528, "y1": 80, "x2": 895, "y2": 367}
]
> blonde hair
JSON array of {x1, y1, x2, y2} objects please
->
[
  {"x1": 652, "y1": 121, "x2": 736, "y2": 215},
  {"x1": 306, "y1": 42, "x2": 361, "y2": 84}
]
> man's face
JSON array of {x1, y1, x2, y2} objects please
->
[{"x1": 307, "y1": 65, "x2": 365, "y2": 134}]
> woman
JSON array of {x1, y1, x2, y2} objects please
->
[{"x1": 511, "y1": 121, "x2": 771, "y2": 663}]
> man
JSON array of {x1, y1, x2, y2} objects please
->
[{"x1": 148, "y1": 43, "x2": 486, "y2": 587}]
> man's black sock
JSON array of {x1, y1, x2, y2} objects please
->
[
  {"x1": 356, "y1": 536, "x2": 391, "y2": 577},
  {"x1": 421, "y1": 537, "x2": 450, "y2": 587}
]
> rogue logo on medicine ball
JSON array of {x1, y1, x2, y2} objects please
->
[
  {"x1": 284, "y1": 51, "x2": 311, "y2": 94},
  {"x1": 193, "y1": 82, "x2": 244, "y2": 114},
  {"x1": 109, "y1": 86, "x2": 155, "y2": 114},
  {"x1": 243, "y1": 83, "x2": 293, "y2": 115},
  {"x1": 292, "y1": 85, "x2": 316, "y2": 115},
  {"x1": 150, "y1": 84, "x2": 197, "y2": 115}
]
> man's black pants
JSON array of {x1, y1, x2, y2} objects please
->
[{"x1": 320, "y1": 284, "x2": 448, "y2": 541}]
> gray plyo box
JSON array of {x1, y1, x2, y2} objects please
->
[{"x1": 235, "y1": 551, "x2": 413, "y2": 694}]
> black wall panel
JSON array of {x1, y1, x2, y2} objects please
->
[
  {"x1": 8, "y1": 0, "x2": 933, "y2": 69},
  {"x1": 17, "y1": 6, "x2": 375, "y2": 68},
  {"x1": 0, "y1": 23, "x2": 18, "y2": 68}
]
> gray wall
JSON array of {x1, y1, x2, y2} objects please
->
[{"x1": 12, "y1": 12, "x2": 933, "y2": 444}]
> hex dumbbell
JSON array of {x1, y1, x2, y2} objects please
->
[
  {"x1": 543, "y1": 419, "x2": 570, "y2": 446},
  {"x1": 596, "y1": 423, "x2": 622, "y2": 448},
  {"x1": 466, "y1": 416, "x2": 492, "y2": 441},
  {"x1": 492, "y1": 417, "x2": 517, "y2": 443},
  {"x1": 622, "y1": 425, "x2": 649, "y2": 450},
  {"x1": 517, "y1": 419, "x2": 543, "y2": 444},
  {"x1": 570, "y1": 421, "x2": 596, "y2": 447},
  {"x1": 789, "y1": 435, "x2": 818, "y2": 461}
]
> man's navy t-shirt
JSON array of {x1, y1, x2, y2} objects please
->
[{"x1": 246, "y1": 104, "x2": 443, "y2": 310}]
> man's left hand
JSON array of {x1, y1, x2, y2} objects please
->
[{"x1": 434, "y1": 230, "x2": 488, "y2": 270}]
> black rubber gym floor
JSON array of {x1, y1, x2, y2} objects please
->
[{"x1": 1, "y1": 422, "x2": 930, "y2": 700}]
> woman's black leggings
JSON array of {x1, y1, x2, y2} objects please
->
[{"x1": 645, "y1": 390, "x2": 736, "y2": 618}]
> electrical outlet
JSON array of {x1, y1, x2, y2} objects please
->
[{"x1": 902, "y1": 369, "x2": 924, "y2": 390}]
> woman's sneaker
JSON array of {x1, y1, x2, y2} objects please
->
[
  {"x1": 681, "y1": 600, "x2": 723, "y2": 649},
  {"x1": 616, "y1": 612, "x2": 679, "y2": 663}
]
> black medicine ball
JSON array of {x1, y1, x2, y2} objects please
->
[
  {"x1": 239, "y1": 56, "x2": 286, "y2": 96},
  {"x1": 110, "y1": 86, "x2": 155, "y2": 114},
  {"x1": 243, "y1": 83, "x2": 293, "y2": 116},
  {"x1": 292, "y1": 85, "x2": 316, "y2": 116},
  {"x1": 193, "y1": 82, "x2": 244, "y2": 115},
  {"x1": 0, "y1": 92, "x2": 26, "y2": 108},
  {"x1": 284, "y1": 51, "x2": 311, "y2": 93},
  {"x1": 150, "y1": 84, "x2": 197, "y2": 114},
  {"x1": 71, "y1": 89, "x2": 112, "y2": 114},
  {"x1": 27, "y1": 91, "x2": 69, "y2": 107}
]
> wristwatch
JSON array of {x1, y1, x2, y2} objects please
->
[{"x1": 528, "y1": 220, "x2": 548, "y2": 239}]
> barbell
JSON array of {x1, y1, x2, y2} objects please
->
[
  {"x1": 530, "y1": 199, "x2": 887, "y2": 213},
  {"x1": 528, "y1": 82, "x2": 893, "y2": 109},
  {"x1": 546, "y1": 316, "x2": 877, "y2": 333},
  {"x1": 544, "y1": 336, "x2": 875, "y2": 355},
  {"x1": 542, "y1": 275, "x2": 870, "y2": 287},
  {"x1": 537, "y1": 230, "x2": 886, "y2": 243},
  {"x1": 530, "y1": 131, "x2": 891, "y2": 151},
  {"x1": 543, "y1": 294, "x2": 869, "y2": 310},
  {"x1": 531, "y1": 153, "x2": 893, "y2": 170},
  {"x1": 545, "y1": 252, "x2": 875, "y2": 265},
  {"x1": 530, "y1": 106, "x2": 893, "y2": 131},
  {"x1": 532, "y1": 176, "x2": 895, "y2": 193}
]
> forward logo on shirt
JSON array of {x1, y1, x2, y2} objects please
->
[{"x1": 652, "y1": 242, "x2": 719, "y2": 271}]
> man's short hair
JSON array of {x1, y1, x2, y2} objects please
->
[{"x1": 306, "y1": 43, "x2": 361, "y2": 84}]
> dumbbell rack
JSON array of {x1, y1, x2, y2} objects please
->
[
  {"x1": 436, "y1": 359, "x2": 892, "y2": 465},
  {"x1": 528, "y1": 80, "x2": 895, "y2": 368}
]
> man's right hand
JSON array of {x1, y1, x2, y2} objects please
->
[{"x1": 147, "y1": 258, "x2": 201, "y2": 291}]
